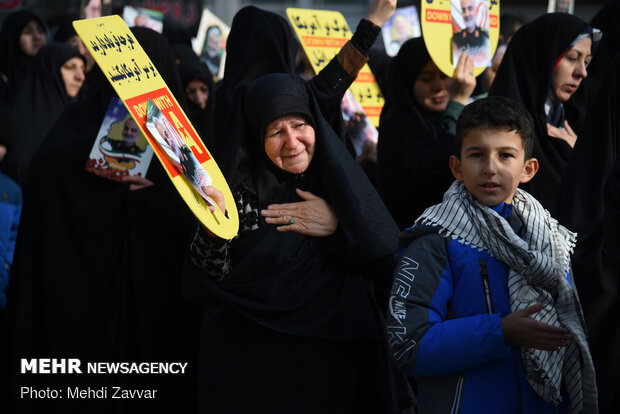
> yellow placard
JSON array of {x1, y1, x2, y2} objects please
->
[
  {"x1": 421, "y1": 0, "x2": 500, "y2": 77},
  {"x1": 287, "y1": 8, "x2": 384, "y2": 127},
  {"x1": 74, "y1": 15, "x2": 239, "y2": 239}
]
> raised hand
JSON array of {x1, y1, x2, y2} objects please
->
[
  {"x1": 450, "y1": 52, "x2": 476, "y2": 105},
  {"x1": 366, "y1": 0, "x2": 397, "y2": 27}
]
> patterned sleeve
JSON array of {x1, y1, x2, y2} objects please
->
[{"x1": 188, "y1": 188, "x2": 260, "y2": 281}]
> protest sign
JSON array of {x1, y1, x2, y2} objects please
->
[
  {"x1": 287, "y1": 8, "x2": 384, "y2": 127},
  {"x1": 421, "y1": 0, "x2": 500, "y2": 77},
  {"x1": 74, "y1": 15, "x2": 239, "y2": 239}
]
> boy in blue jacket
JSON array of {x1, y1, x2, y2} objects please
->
[{"x1": 387, "y1": 96, "x2": 597, "y2": 413}]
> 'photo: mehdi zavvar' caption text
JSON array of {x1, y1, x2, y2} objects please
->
[{"x1": 19, "y1": 358, "x2": 189, "y2": 399}]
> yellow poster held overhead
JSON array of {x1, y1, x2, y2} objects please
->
[
  {"x1": 73, "y1": 16, "x2": 239, "y2": 239},
  {"x1": 287, "y1": 8, "x2": 384, "y2": 127},
  {"x1": 421, "y1": 0, "x2": 500, "y2": 77}
]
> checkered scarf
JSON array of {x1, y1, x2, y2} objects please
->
[{"x1": 416, "y1": 181, "x2": 597, "y2": 413}]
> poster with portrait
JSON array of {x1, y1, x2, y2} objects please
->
[
  {"x1": 85, "y1": 97, "x2": 154, "y2": 182},
  {"x1": 547, "y1": 0, "x2": 574, "y2": 14},
  {"x1": 122, "y1": 6, "x2": 164, "y2": 33},
  {"x1": 451, "y1": 0, "x2": 491, "y2": 68},
  {"x1": 341, "y1": 90, "x2": 378, "y2": 157},
  {"x1": 74, "y1": 15, "x2": 239, "y2": 239},
  {"x1": 194, "y1": 8, "x2": 229, "y2": 80},
  {"x1": 381, "y1": 6, "x2": 421, "y2": 57},
  {"x1": 82, "y1": 0, "x2": 112, "y2": 19},
  {"x1": 146, "y1": 99, "x2": 216, "y2": 208}
]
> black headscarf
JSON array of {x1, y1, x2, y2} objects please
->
[
  {"x1": 162, "y1": 18, "x2": 193, "y2": 47},
  {"x1": 178, "y1": 59, "x2": 216, "y2": 149},
  {"x1": 171, "y1": 43, "x2": 198, "y2": 62},
  {"x1": 190, "y1": 73, "x2": 398, "y2": 339},
  {"x1": 572, "y1": 2, "x2": 620, "y2": 110},
  {"x1": 212, "y1": 6, "x2": 299, "y2": 156},
  {"x1": 217, "y1": 7, "x2": 298, "y2": 109},
  {"x1": 53, "y1": 15, "x2": 78, "y2": 42},
  {"x1": 489, "y1": 13, "x2": 597, "y2": 213},
  {"x1": 558, "y1": 53, "x2": 620, "y2": 413},
  {"x1": 3, "y1": 27, "x2": 201, "y2": 414},
  {"x1": 2, "y1": 42, "x2": 85, "y2": 185},
  {"x1": 376, "y1": 38, "x2": 455, "y2": 229},
  {"x1": 0, "y1": 10, "x2": 48, "y2": 104}
]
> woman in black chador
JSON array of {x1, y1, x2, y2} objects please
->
[
  {"x1": 488, "y1": 13, "x2": 600, "y2": 214},
  {"x1": 4, "y1": 28, "x2": 201, "y2": 414},
  {"x1": 376, "y1": 38, "x2": 474, "y2": 229},
  {"x1": 557, "y1": 53, "x2": 620, "y2": 414},
  {"x1": 2, "y1": 43, "x2": 85, "y2": 185},
  {"x1": 178, "y1": 58, "x2": 216, "y2": 149},
  {"x1": 212, "y1": 0, "x2": 396, "y2": 158},
  {"x1": 0, "y1": 10, "x2": 48, "y2": 104},
  {"x1": 184, "y1": 73, "x2": 412, "y2": 414}
]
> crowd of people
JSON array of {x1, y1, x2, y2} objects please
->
[{"x1": 0, "y1": 0, "x2": 619, "y2": 413}]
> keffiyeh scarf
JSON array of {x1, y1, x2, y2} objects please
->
[{"x1": 416, "y1": 181, "x2": 597, "y2": 413}]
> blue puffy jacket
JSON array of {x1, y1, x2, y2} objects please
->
[
  {"x1": 0, "y1": 171, "x2": 21, "y2": 308},
  {"x1": 387, "y1": 203, "x2": 568, "y2": 414}
]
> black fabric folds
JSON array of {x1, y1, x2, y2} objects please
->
[
  {"x1": 212, "y1": 6, "x2": 299, "y2": 157},
  {"x1": 376, "y1": 38, "x2": 455, "y2": 229},
  {"x1": 557, "y1": 53, "x2": 620, "y2": 413},
  {"x1": 207, "y1": 73, "x2": 398, "y2": 337},
  {"x1": 178, "y1": 59, "x2": 216, "y2": 148},
  {"x1": 212, "y1": 6, "x2": 356, "y2": 159},
  {"x1": 186, "y1": 73, "x2": 410, "y2": 413},
  {"x1": 572, "y1": 2, "x2": 620, "y2": 110},
  {"x1": 0, "y1": 10, "x2": 47, "y2": 104},
  {"x1": 488, "y1": 13, "x2": 592, "y2": 213},
  {"x1": 53, "y1": 15, "x2": 78, "y2": 42},
  {"x1": 2, "y1": 42, "x2": 84, "y2": 185},
  {"x1": 3, "y1": 27, "x2": 201, "y2": 414},
  {"x1": 171, "y1": 43, "x2": 198, "y2": 62}
]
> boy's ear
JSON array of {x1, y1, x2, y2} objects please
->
[
  {"x1": 449, "y1": 155, "x2": 463, "y2": 181},
  {"x1": 520, "y1": 157, "x2": 539, "y2": 184}
]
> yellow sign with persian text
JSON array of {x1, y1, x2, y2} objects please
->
[
  {"x1": 421, "y1": 0, "x2": 500, "y2": 77},
  {"x1": 74, "y1": 16, "x2": 239, "y2": 239},
  {"x1": 287, "y1": 8, "x2": 384, "y2": 127}
]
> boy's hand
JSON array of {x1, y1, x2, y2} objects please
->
[
  {"x1": 366, "y1": 0, "x2": 397, "y2": 27},
  {"x1": 501, "y1": 303, "x2": 573, "y2": 351}
]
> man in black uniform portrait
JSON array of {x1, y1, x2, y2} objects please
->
[{"x1": 452, "y1": 0, "x2": 490, "y2": 66}]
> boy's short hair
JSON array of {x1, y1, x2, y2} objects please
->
[{"x1": 455, "y1": 96, "x2": 534, "y2": 160}]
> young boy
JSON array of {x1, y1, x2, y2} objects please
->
[{"x1": 386, "y1": 96, "x2": 597, "y2": 413}]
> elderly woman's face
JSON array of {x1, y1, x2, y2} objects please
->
[
  {"x1": 552, "y1": 36, "x2": 591, "y2": 103},
  {"x1": 264, "y1": 114, "x2": 315, "y2": 174}
]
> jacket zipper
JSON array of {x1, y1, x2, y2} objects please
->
[
  {"x1": 450, "y1": 375, "x2": 465, "y2": 414},
  {"x1": 478, "y1": 258, "x2": 494, "y2": 314}
]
